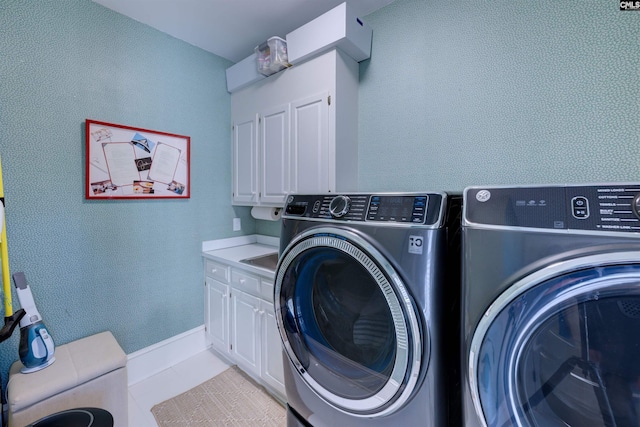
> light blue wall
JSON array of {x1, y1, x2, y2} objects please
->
[
  {"x1": 0, "y1": 0, "x2": 257, "y2": 380},
  {"x1": 1, "y1": 0, "x2": 637, "y2": 385},
  {"x1": 359, "y1": 0, "x2": 640, "y2": 191},
  {"x1": 256, "y1": 218, "x2": 282, "y2": 237}
]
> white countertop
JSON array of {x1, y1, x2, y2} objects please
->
[{"x1": 202, "y1": 234, "x2": 279, "y2": 279}]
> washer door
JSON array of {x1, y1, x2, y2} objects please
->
[
  {"x1": 274, "y1": 227, "x2": 424, "y2": 417},
  {"x1": 469, "y1": 252, "x2": 640, "y2": 427}
]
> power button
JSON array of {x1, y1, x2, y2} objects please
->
[{"x1": 571, "y1": 196, "x2": 589, "y2": 219}]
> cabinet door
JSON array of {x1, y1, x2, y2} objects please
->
[
  {"x1": 260, "y1": 104, "x2": 289, "y2": 205},
  {"x1": 206, "y1": 277, "x2": 229, "y2": 355},
  {"x1": 261, "y1": 300, "x2": 286, "y2": 397},
  {"x1": 290, "y1": 93, "x2": 330, "y2": 195},
  {"x1": 231, "y1": 289, "x2": 261, "y2": 376},
  {"x1": 232, "y1": 115, "x2": 258, "y2": 204}
]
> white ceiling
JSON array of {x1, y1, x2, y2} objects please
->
[{"x1": 91, "y1": 0, "x2": 395, "y2": 63}]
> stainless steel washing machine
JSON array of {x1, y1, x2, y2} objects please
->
[
  {"x1": 274, "y1": 192, "x2": 462, "y2": 427},
  {"x1": 462, "y1": 184, "x2": 640, "y2": 427}
]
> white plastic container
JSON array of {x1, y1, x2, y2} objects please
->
[
  {"x1": 255, "y1": 36, "x2": 291, "y2": 76},
  {"x1": 286, "y1": 2, "x2": 372, "y2": 65}
]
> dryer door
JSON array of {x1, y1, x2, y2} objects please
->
[
  {"x1": 274, "y1": 227, "x2": 424, "y2": 417},
  {"x1": 469, "y1": 253, "x2": 640, "y2": 427}
]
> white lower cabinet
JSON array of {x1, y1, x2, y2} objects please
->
[
  {"x1": 230, "y1": 289, "x2": 261, "y2": 376},
  {"x1": 204, "y1": 259, "x2": 285, "y2": 401},
  {"x1": 205, "y1": 277, "x2": 229, "y2": 356},
  {"x1": 261, "y1": 300, "x2": 286, "y2": 393}
]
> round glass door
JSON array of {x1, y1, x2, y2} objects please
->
[
  {"x1": 469, "y1": 254, "x2": 640, "y2": 427},
  {"x1": 274, "y1": 227, "x2": 424, "y2": 417}
]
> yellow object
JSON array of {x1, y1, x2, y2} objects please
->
[{"x1": 0, "y1": 154, "x2": 13, "y2": 316}]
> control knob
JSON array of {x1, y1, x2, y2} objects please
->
[
  {"x1": 329, "y1": 195, "x2": 351, "y2": 218},
  {"x1": 633, "y1": 193, "x2": 640, "y2": 219}
]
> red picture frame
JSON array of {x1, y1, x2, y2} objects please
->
[{"x1": 86, "y1": 120, "x2": 190, "y2": 199}]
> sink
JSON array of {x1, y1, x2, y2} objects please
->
[{"x1": 239, "y1": 252, "x2": 279, "y2": 271}]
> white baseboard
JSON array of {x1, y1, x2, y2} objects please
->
[{"x1": 127, "y1": 325, "x2": 208, "y2": 386}]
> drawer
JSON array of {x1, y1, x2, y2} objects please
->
[
  {"x1": 231, "y1": 269, "x2": 260, "y2": 296},
  {"x1": 261, "y1": 280, "x2": 274, "y2": 303},
  {"x1": 205, "y1": 259, "x2": 229, "y2": 282}
]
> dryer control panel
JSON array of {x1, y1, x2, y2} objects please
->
[
  {"x1": 465, "y1": 184, "x2": 640, "y2": 233},
  {"x1": 283, "y1": 193, "x2": 445, "y2": 225}
]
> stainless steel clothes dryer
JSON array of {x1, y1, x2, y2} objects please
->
[
  {"x1": 274, "y1": 193, "x2": 462, "y2": 427},
  {"x1": 462, "y1": 184, "x2": 640, "y2": 427}
]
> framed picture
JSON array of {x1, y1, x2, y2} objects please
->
[{"x1": 86, "y1": 120, "x2": 190, "y2": 199}]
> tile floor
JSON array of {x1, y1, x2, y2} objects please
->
[{"x1": 128, "y1": 349, "x2": 231, "y2": 426}]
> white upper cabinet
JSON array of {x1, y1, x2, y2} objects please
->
[
  {"x1": 231, "y1": 49, "x2": 358, "y2": 207},
  {"x1": 232, "y1": 115, "x2": 258, "y2": 204},
  {"x1": 290, "y1": 92, "x2": 329, "y2": 196},
  {"x1": 260, "y1": 104, "x2": 290, "y2": 205}
]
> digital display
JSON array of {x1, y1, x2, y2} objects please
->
[
  {"x1": 368, "y1": 195, "x2": 427, "y2": 223},
  {"x1": 377, "y1": 197, "x2": 415, "y2": 220}
]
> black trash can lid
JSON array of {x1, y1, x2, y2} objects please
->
[{"x1": 26, "y1": 407, "x2": 114, "y2": 427}]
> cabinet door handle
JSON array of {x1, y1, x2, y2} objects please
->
[
  {"x1": 211, "y1": 268, "x2": 217, "y2": 274},
  {"x1": 253, "y1": 308, "x2": 259, "y2": 313},
  {"x1": 259, "y1": 310, "x2": 265, "y2": 315},
  {"x1": 239, "y1": 278, "x2": 246, "y2": 284}
]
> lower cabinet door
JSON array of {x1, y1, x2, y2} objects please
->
[
  {"x1": 206, "y1": 277, "x2": 229, "y2": 355},
  {"x1": 261, "y1": 300, "x2": 285, "y2": 397},
  {"x1": 231, "y1": 289, "x2": 261, "y2": 376}
]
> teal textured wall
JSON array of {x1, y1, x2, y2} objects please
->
[
  {"x1": 359, "y1": 0, "x2": 640, "y2": 191},
  {"x1": 256, "y1": 218, "x2": 282, "y2": 237},
  {"x1": 0, "y1": 0, "x2": 256, "y2": 380},
  {"x1": 1, "y1": 0, "x2": 637, "y2": 386}
]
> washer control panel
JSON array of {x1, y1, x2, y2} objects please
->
[
  {"x1": 284, "y1": 193, "x2": 444, "y2": 225},
  {"x1": 569, "y1": 186, "x2": 640, "y2": 231},
  {"x1": 465, "y1": 184, "x2": 640, "y2": 232}
]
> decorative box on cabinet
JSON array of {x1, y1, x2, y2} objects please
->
[
  {"x1": 286, "y1": 2, "x2": 372, "y2": 65},
  {"x1": 231, "y1": 48, "x2": 358, "y2": 207},
  {"x1": 226, "y1": 53, "x2": 266, "y2": 93}
]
